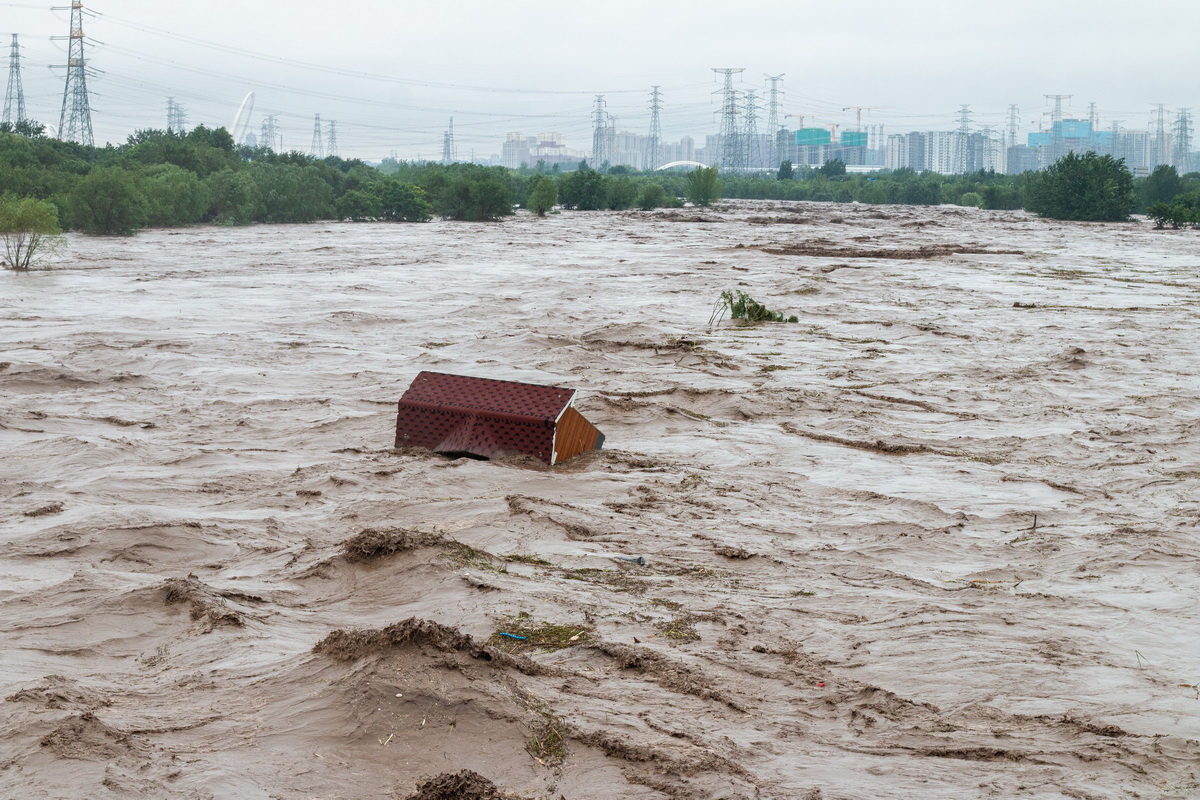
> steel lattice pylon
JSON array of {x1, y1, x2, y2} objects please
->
[
  {"x1": 441, "y1": 117, "x2": 454, "y2": 164},
  {"x1": 4, "y1": 34, "x2": 26, "y2": 126},
  {"x1": 166, "y1": 97, "x2": 187, "y2": 132},
  {"x1": 742, "y1": 91, "x2": 760, "y2": 169},
  {"x1": 713, "y1": 68, "x2": 744, "y2": 172},
  {"x1": 764, "y1": 74, "x2": 784, "y2": 169},
  {"x1": 646, "y1": 86, "x2": 663, "y2": 171},
  {"x1": 327, "y1": 119, "x2": 339, "y2": 158},
  {"x1": 591, "y1": 95, "x2": 608, "y2": 166},
  {"x1": 310, "y1": 113, "x2": 323, "y2": 158},
  {"x1": 1173, "y1": 109, "x2": 1193, "y2": 171},
  {"x1": 57, "y1": 1, "x2": 94, "y2": 146},
  {"x1": 955, "y1": 105, "x2": 971, "y2": 174},
  {"x1": 260, "y1": 114, "x2": 278, "y2": 152}
]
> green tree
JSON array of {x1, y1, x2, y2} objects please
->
[
  {"x1": 605, "y1": 176, "x2": 638, "y2": 210},
  {"x1": 335, "y1": 189, "x2": 383, "y2": 221},
  {"x1": 1027, "y1": 152, "x2": 1136, "y2": 222},
  {"x1": 434, "y1": 167, "x2": 514, "y2": 221},
  {"x1": 684, "y1": 166, "x2": 721, "y2": 207},
  {"x1": 0, "y1": 196, "x2": 64, "y2": 270},
  {"x1": 819, "y1": 159, "x2": 847, "y2": 178},
  {"x1": 981, "y1": 184, "x2": 1023, "y2": 210},
  {"x1": 777, "y1": 160, "x2": 794, "y2": 180},
  {"x1": 69, "y1": 166, "x2": 148, "y2": 235},
  {"x1": 958, "y1": 192, "x2": 984, "y2": 208},
  {"x1": 252, "y1": 163, "x2": 335, "y2": 223},
  {"x1": 1146, "y1": 200, "x2": 1196, "y2": 229},
  {"x1": 0, "y1": 119, "x2": 47, "y2": 138},
  {"x1": 141, "y1": 164, "x2": 212, "y2": 227},
  {"x1": 206, "y1": 168, "x2": 261, "y2": 225},
  {"x1": 1141, "y1": 164, "x2": 1184, "y2": 208},
  {"x1": 558, "y1": 167, "x2": 606, "y2": 210},
  {"x1": 527, "y1": 175, "x2": 557, "y2": 216},
  {"x1": 375, "y1": 179, "x2": 432, "y2": 221},
  {"x1": 635, "y1": 182, "x2": 666, "y2": 210}
]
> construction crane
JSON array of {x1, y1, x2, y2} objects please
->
[
  {"x1": 784, "y1": 113, "x2": 808, "y2": 128},
  {"x1": 842, "y1": 105, "x2": 894, "y2": 132},
  {"x1": 824, "y1": 122, "x2": 840, "y2": 140}
]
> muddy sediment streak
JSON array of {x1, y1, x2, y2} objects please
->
[{"x1": 2, "y1": 202, "x2": 1199, "y2": 799}]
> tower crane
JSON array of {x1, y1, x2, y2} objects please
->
[
  {"x1": 842, "y1": 105, "x2": 894, "y2": 132},
  {"x1": 784, "y1": 113, "x2": 808, "y2": 128}
]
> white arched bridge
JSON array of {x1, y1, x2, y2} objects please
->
[{"x1": 656, "y1": 160, "x2": 707, "y2": 170}]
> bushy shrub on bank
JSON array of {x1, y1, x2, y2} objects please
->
[{"x1": 1026, "y1": 152, "x2": 1137, "y2": 221}]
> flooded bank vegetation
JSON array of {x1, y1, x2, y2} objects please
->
[{"x1": 1, "y1": 122, "x2": 1198, "y2": 238}]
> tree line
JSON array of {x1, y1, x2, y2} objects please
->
[{"x1": 1, "y1": 120, "x2": 1197, "y2": 269}]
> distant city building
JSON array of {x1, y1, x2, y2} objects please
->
[
  {"x1": 501, "y1": 132, "x2": 588, "y2": 169},
  {"x1": 490, "y1": 105, "x2": 1194, "y2": 177},
  {"x1": 883, "y1": 131, "x2": 1002, "y2": 174},
  {"x1": 661, "y1": 135, "x2": 695, "y2": 165}
]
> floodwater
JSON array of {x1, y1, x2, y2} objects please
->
[{"x1": 2, "y1": 202, "x2": 1198, "y2": 800}]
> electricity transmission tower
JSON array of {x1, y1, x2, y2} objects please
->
[
  {"x1": 713, "y1": 68, "x2": 744, "y2": 172},
  {"x1": 955, "y1": 105, "x2": 971, "y2": 174},
  {"x1": 1045, "y1": 94, "x2": 1070, "y2": 160},
  {"x1": 591, "y1": 95, "x2": 608, "y2": 165},
  {"x1": 166, "y1": 97, "x2": 187, "y2": 132},
  {"x1": 606, "y1": 112, "x2": 617, "y2": 165},
  {"x1": 742, "y1": 90, "x2": 760, "y2": 169},
  {"x1": 646, "y1": 86, "x2": 663, "y2": 171},
  {"x1": 979, "y1": 125, "x2": 998, "y2": 173},
  {"x1": 260, "y1": 114, "x2": 278, "y2": 152},
  {"x1": 441, "y1": 117, "x2": 455, "y2": 164},
  {"x1": 326, "y1": 120, "x2": 338, "y2": 158},
  {"x1": 55, "y1": 0, "x2": 95, "y2": 146},
  {"x1": 764, "y1": 74, "x2": 784, "y2": 168},
  {"x1": 4, "y1": 35, "x2": 26, "y2": 126},
  {"x1": 1087, "y1": 102, "x2": 1098, "y2": 148},
  {"x1": 1173, "y1": 109, "x2": 1193, "y2": 170},
  {"x1": 1152, "y1": 104, "x2": 1168, "y2": 167},
  {"x1": 1007, "y1": 104, "x2": 1020, "y2": 149},
  {"x1": 1045, "y1": 94, "x2": 1070, "y2": 125},
  {"x1": 310, "y1": 113, "x2": 324, "y2": 157}
]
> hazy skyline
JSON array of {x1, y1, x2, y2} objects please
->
[{"x1": 2, "y1": 0, "x2": 1196, "y2": 160}]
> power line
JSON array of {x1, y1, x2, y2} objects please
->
[{"x1": 92, "y1": 11, "x2": 659, "y2": 96}]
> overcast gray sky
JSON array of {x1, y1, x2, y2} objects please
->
[{"x1": 2, "y1": 0, "x2": 1196, "y2": 160}]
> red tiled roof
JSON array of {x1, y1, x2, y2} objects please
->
[
  {"x1": 400, "y1": 371, "x2": 574, "y2": 421},
  {"x1": 395, "y1": 372, "x2": 594, "y2": 463}
]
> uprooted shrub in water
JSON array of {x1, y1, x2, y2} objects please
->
[{"x1": 710, "y1": 290, "x2": 799, "y2": 326}]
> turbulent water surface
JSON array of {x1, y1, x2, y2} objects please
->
[{"x1": 2, "y1": 203, "x2": 1198, "y2": 799}]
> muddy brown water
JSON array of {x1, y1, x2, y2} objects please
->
[{"x1": 2, "y1": 202, "x2": 1198, "y2": 799}]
